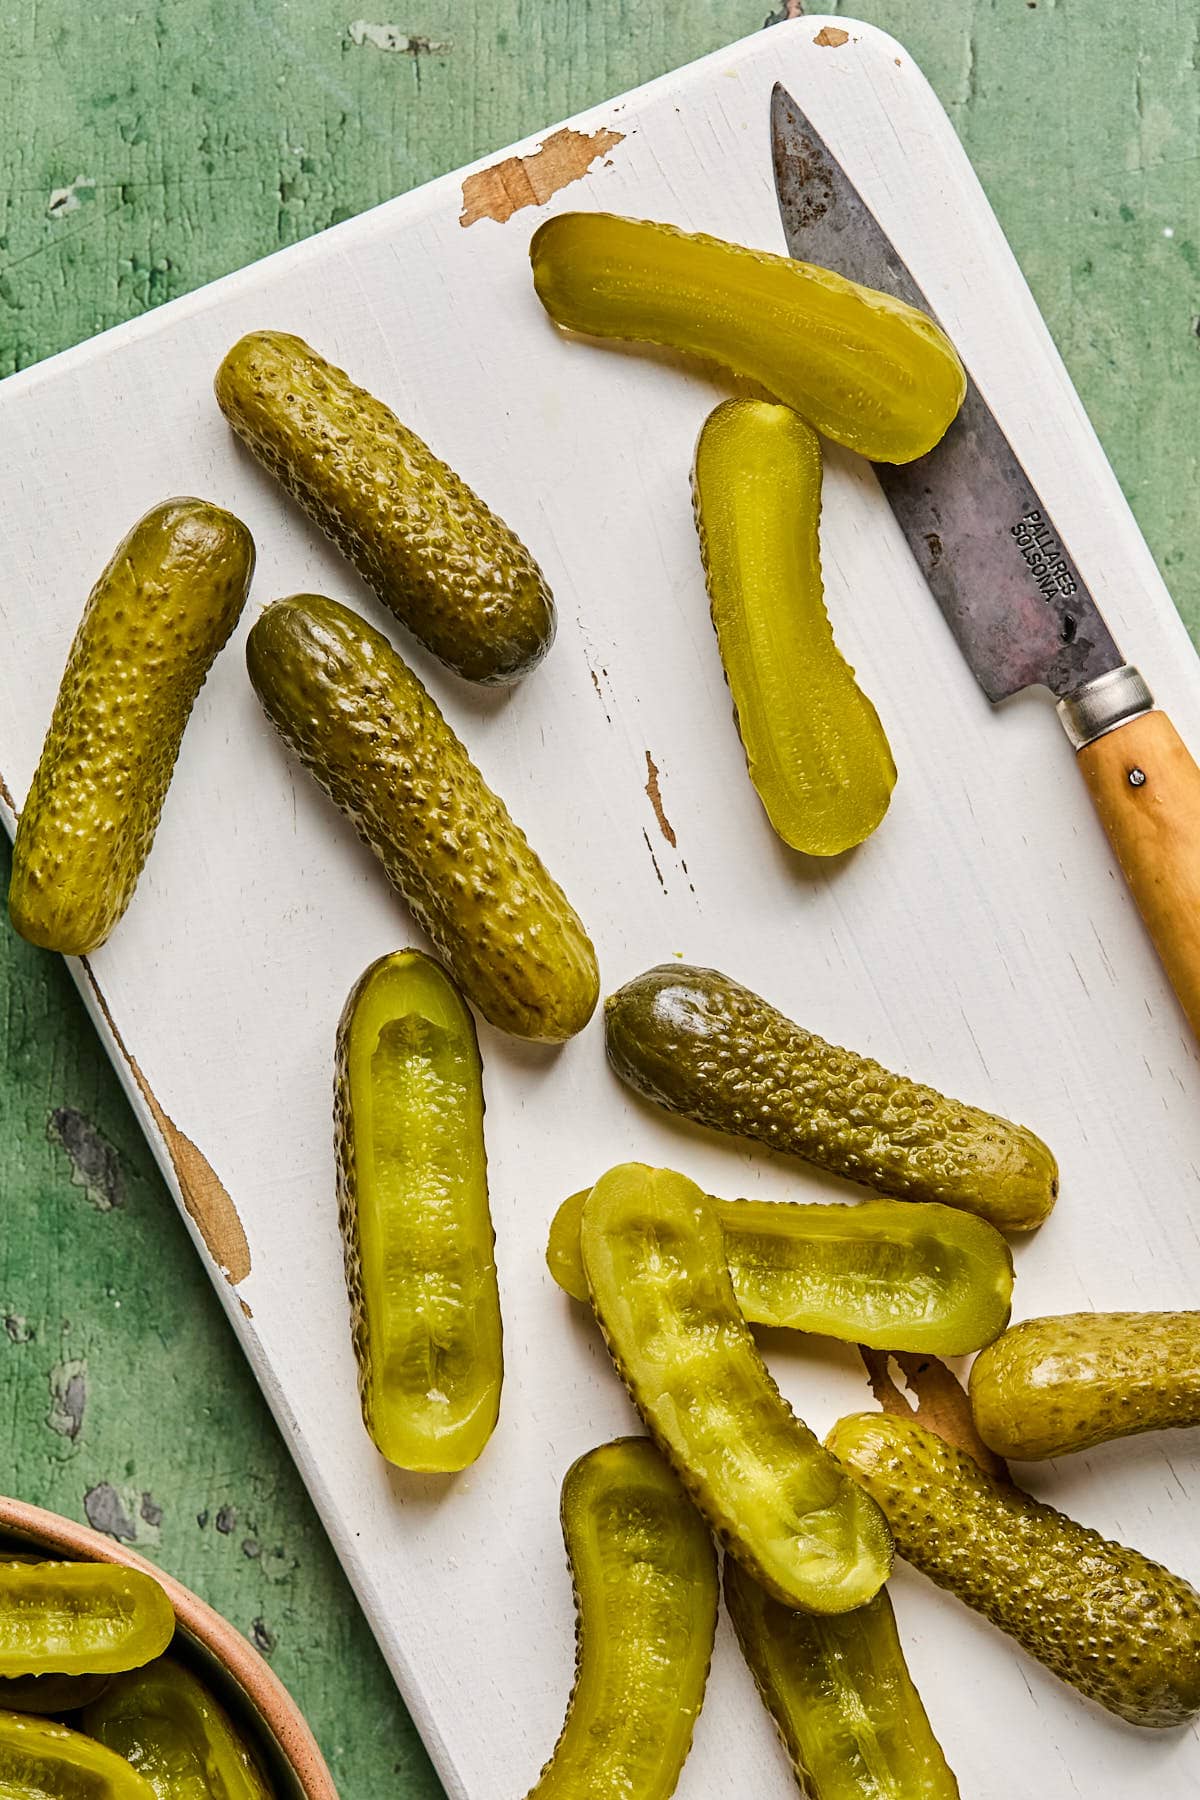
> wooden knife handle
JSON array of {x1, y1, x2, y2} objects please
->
[{"x1": 1077, "y1": 708, "x2": 1200, "y2": 1037}]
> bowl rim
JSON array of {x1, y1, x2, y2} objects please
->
[{"x1": 0, "y1": 1494, "x2": 338, "y2": 1799}]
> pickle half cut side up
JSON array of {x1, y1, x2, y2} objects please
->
[
  {"x1": 335, "y1": 949, "x2": 502, "y2": 1472},
  {"x1": 580, "y1": 1164, "x2": 893, "y2": 1614},
  {"x1": 530, "y1": 213, "x2": 966, "y2": 463},
  {"x1": 0, "y1": 1563, "x2": 173, "y2": 1677},
  {"x1": 828, "y1": 1410, "x2": 1200, "y2": 1729},
  {"x1": 9, "y1": 498, "x2": 254, "y2": 955},
  {"x1": 548, "y1": 1186, "x2": 1012, "y2": 1355},
  {"x1": 246, "y1": 595, "x2": 599, "y2": 1042},
  {"x1": 525, "y1": 1437, "x2": 717, "y2": 1800},
  {"x1": 0, "y1": 1707, "x2": 156, "y2": 1798},
  {"x1": 604, "y1": 964, "x2": 1058, "y2": 1231},
  {"x1": 969, "y1": 1310, "x2": 1200, "y2": 1460},
  {"x1": 693, "y1": 399, "x2": 895, "y2": 855},
  {"x1": 83, "y1": 1656, "x2": 272, "y2": 1800},
  {"x1": 724, "y1": 1561, "x2": 960, "y2": 1799}
]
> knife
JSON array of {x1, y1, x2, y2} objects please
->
[{"x1": 771, "y1": 84, "x2": 1200, "y2": 1039}]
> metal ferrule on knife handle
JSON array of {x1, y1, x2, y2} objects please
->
[{"x1": 772, "y1": 85, "x2": 1200, "y2": 1041}]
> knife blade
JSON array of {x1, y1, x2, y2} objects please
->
[
  {"x1": 770, "y1": 82, "x2": 1200, "y2": 1037},
  {"x1": 771, "y1": 82, "x2": 1123, "y2": 705}
]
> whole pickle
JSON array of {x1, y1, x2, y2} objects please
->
[
  {"x1": 828, "y1": 1410, "x2": 1200, "y2": 1728},
  {"x1": 969, "y1": 1310, "x2": 1200, "y2": 1459},
  {"x1": 216, "y1": 331, "x2": 553, "y2": 683},
  {"x1": 531, "y1": 213, "x2": 965, "y2": 463},
  {"x1": 246, "y1": 595, "x2": 598, "y2": 1041},
  {"x1": 605, "y1": 965, "x2": 1057, "y2": 1231},
  {"x1": 9, "y1": 500, "x2": 254, "y2": 954}
]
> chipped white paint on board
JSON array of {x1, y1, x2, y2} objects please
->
[
  {"x1": 2, "y1": 17, "x2": 1200, "y2": 1797},
  {"x1": 346, "y1": 21, "x2": 453, "y2": 56}
]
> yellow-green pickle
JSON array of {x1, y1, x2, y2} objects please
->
[
  {"x1": 216, "y1": 331, "x2": 554, "y2": 684},
  {"x1": 547, "y1": 1186, "x2": 1013, "y2": 1355},
  {"x1": 0, "y1": 1708, "x2": 155, "y2": 1798},
  {"x1": 525, "y1": 1438, "x2": 717, "y2": 1800},
  {"x1": 8, "y1": 499, "x2": 254, "y2": 955},
  {"x1": 334, "y1": 949, "x2": 502, "y2": 1472},
  {"x1": 693, "y1": 399, "x2": 895, "y2": 854},
  {"x1": 0, "y1": 1563, "x2": 173, "y2": 1677},
  {"x1": 724, "y1": 1562, "x2": 960, "y2": 1799},
  {"x1": 83, "y1": 1657, "x2": 273, "y2": 1800},
  {"x1": 604, "y1": 965, "x2": 1058, "y2": 1231},
  {"x1": 530, "y1": 213, "x2": 965, "y2": 462},
  {"x1": 969, "y1": 1310, "x2": 1200, "y2": 1459},
  {"x1": 246, "y1": 595, "x2": 598, "y2": 1041},
  {"x1": 828, "y1": 1411, "x2": 1200, "y2": 1728},
  {"x1": 581, "y1": 1165, "x2": 892, "y2": 1614}
]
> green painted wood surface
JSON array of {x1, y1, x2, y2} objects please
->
[{"x1": 0, "y1": 5, "x2": 1196, "y2": 1795}]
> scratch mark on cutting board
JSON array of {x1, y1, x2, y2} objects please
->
[
  {"x1": 643, "y1": 751, "x2": 678, "y2": 848},
  {"x1": 859, "y1": 1348, "x2": 1009, "y2": 1480},
  {"x1": 80, "y1": 962, "x2": 251, "y2": 1286},
  {"x1": 813, "y1": 25, "x2": 850, "y2": 47},
  {"x1": 460, "y1": 126, "x2": 624, "y2": 227},
  {"x1": 641, "y1": 829, "x2": 666, "y2": 892}
]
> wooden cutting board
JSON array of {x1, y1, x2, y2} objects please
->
[{"x1": 2, "y1": 16, "x2": 1198, "y2": 1796}]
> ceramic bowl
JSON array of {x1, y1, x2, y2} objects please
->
[{"x1": 0, "y1": 1495, "x2": 338, "y2": 1798}]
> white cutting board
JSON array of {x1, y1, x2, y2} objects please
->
[{"x1": 2, "y1": 17, "x2": 1198, "y2": 1796}]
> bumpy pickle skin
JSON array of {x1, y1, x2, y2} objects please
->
[
  {"x1": 215, "y1": 331, "x2": 553, "y2": 684},
  {"x1": 828, "y1": 1410, "x2": 1200, "y2": 1729},
  {"x1": 969, "y1": 1310, "x2": 1200, "y2": 1460},
  {"x1": 724, "y1": 1561, "x2": 960, "y2": 1799},
  {"x1": 548, "y1": 1187, "x2": 1012, "y2": 1355},
  {"x1": 580, "y1": 1165, "x2": 892, "y2": 1614},
  {"x1": 525, "y1": 1438, "x2": 717, "y2": 1800},
  {"x1": 530, "y1": 214, "x2": 965, "y2": 463},
  {"x1": 604, "y1": 965, "x2": 1057, "y2": 1231},
  {"x1": 8, "y1": 499, "x2": 254, "y2": 955},
  {"x1": 83, "y1": 1657, "x2": 273, "y2": 1800},
  {"x1": 334, "y1": 950, "x2": 502, "y2": 1472},
  {"x1": 693, "y1": 400, "x2": 895, "y2": 855},
  {"x1": 0, "y1": 1707, "x2": 157, "y2": 1798},
  {"x1": 246, "y1": 595, "x2": 598, "y2": 1041},
  {"x1": 0, "y1": 1564, "x2": 173, "y2": 1677}
]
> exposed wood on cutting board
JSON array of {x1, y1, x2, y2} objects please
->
[
  {"x1": 460, "y1": 126, "x2": 624, "y2": 226},
  {"x1": 859, "y1": 1346, "x2": 1010, "y2": 1480},
  {"x1": 81, "y1": 961, "x2": 252, "y2": 1286}
]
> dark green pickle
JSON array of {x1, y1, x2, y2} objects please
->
[
  {"x1": 605, "y1": 965, "x2": 1057, "y2": 1231},
  {"x1": 724, "y1": 1561, "x2": 960, "y2": 1798},
  {"x1": 525, "y1": 1438, "x2": 716, "y2": 1800},
  {"x1": 829, "y1": 1410, "x2": 1200, "y2": 1729},
  {"x1": 216, "y1": 331, "x2": 554, "y2": 684},
  {"x1": 246, "y1": 595, "x2": 598, "y2": 1041}
]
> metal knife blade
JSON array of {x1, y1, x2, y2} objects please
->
[{"x1": 770, "y1": 83, "x2": 1122, "y2": 703}]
